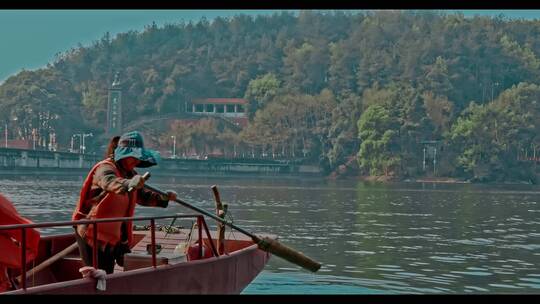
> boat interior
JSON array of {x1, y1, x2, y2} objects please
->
[{"x1": 9, "y1": 229, "x2": 255, "y2": 290}]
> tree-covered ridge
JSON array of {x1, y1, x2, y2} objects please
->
[{"x1": 1, "y1": 10, "x2": 540, "y2": 182}]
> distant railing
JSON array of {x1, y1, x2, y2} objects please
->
[
  {"x1": 518, "y1": 157, "x2": 540, "y2": 162},
  {"x1": 122, "y1": 112, "x2": 197, "y2": 132}
]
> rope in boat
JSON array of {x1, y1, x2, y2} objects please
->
[
  {"x1": 133, "y1": 224, "x2": 183, "y2": 233},
  {"x1": 31, "y1": 259, "x2": 35, "y2": 288},
  {"x1": 225, "y1": 211, "x2": 238, "y2": 242}
]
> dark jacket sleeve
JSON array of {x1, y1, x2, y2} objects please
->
[{"x1": 137, "y1": 188, "x2": 169, "y2": 208}]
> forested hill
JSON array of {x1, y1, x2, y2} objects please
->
[{"x1": 1, "y1": 10, "x2": 540, "y2": 182}]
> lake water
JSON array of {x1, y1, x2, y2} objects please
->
[{"x1": 0, "y1": 175, "x2": 539, "y2": 294}]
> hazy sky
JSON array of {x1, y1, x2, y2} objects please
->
[{"x1": 1, "y1": 9, "x2": 540, "y2": 83}]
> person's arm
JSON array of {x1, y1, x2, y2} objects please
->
[
  {"x1": 137, "y1": 188, "x2": 169, "y2": 208},
  {"x1": 93, "y1": 163, "x2": 131, "y2": 194},
  {"x1": 94, "y1": 163, "x2": 174, "y2": 207}
]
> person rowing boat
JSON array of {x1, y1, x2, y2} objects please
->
[{"x1": 72, "y1": 131, "x2": 177, "y2": 274}]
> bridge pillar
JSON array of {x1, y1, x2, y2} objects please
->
[
  {"x1": 79, "y1": 154, "x2": 84, "y2": 168},
  {"x1": 21, "y1": 151, "x2": 28, "y2": 167},
  {"x1": 54, "y1": 153, "x2": 60, "y2": 168}
]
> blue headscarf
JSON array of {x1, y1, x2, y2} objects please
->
[{"x1": 114, "y1": 131, "x2": 161, "y2": 168}]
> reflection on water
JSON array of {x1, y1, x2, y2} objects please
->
[{"x1": 0, "y1": 175, "x2": 539, "y2": 294}]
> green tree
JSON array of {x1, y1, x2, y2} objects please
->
[
  {"x1": 357, "y1": 104, "x2": 401, "y2": 176},
  {"x1": 423, "y1": 56, "x2": 453, "y2": 97},
  {"x1": 324, "y1": 92, "x2": 362, "y2": 169},
  {"x1": 244, "y1": 73, "x2": 281, "y2": 116},
  {"x1": 422, "y1": 91, "x2": 454, "y2": 136},
  {"x1": 448, "y1": 84, "x2": 536, "y2": 182}
]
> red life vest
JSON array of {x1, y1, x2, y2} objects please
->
[
  {"x1": 0, "y1": 194, "x2": 41, "y2": 291},
  {"x1": 72, "y1": 159, "x2": 137, "y2": 248}
]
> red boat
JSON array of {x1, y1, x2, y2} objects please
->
[{"x1": 0, "y1": 214, "x2": 273, "y2": 294}]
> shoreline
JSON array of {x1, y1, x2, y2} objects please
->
[
  {"x1": 0, "y1": 168, "x2": 535, "y2": 185},
  {"x1": 404, "y1": 178, "x2": 470, "y2": 184},
  {"x1": 340, "y1": 175, "x2": 535, "y2": 185}
]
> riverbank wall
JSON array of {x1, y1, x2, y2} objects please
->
[{"x1": 0, "y1": 147, "x2": 322, "y2": 178}]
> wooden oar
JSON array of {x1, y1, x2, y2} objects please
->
[{"x1": 143, "y1": 183, "x2": 322, "y2": 272}]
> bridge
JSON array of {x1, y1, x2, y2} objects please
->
[{"x1": 122, "y1": 112, "x2": 243, "y2": 133}]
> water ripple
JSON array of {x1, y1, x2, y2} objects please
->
[{"x1": 2, "y1": 176, "x2": 540, "y2": 294}]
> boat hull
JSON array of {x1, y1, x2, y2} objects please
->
[{"x1": 4, "y1": 231, "x2": 271, "y2": 294}]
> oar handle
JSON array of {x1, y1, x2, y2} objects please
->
[{"x1": 128, "y1": 172, "x2": 151, "y2": 192}]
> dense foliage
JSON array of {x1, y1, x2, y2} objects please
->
[{"x1": 1, "y1": 10, "x2": 540, "y2": 181}]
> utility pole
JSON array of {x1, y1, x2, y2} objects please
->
[
  {"x1": 171, "y1": 135, "x2": 176, "y2": 158},
  {"x1": 433, "y1": 147, "x2": 437, "y2": 175},
  {"x1": 32, "y1": 128, "x2": 37, "y2": 150},
  {"x1": 82, "y1": 133, "x2": 93, "y2": 154},
  {"x1": 491, "y1": 82, "x2": 499, "y2": 101},
  {"x1": 423, "y1": 146, "x2": 426, "y2": 171},
  {"x1": 72, "y1": 134, "x2": 82, "y2": 153}
]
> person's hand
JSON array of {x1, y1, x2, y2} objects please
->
[
  {"x1": 160, "y1": 190, "x2": 177, "y2": 201},
  {"x1": 127, "y1": 174, "x2": 145, "y2": 191},
  {"x1": 166, "y1": 190, "x2": 177, "y2": 202}
]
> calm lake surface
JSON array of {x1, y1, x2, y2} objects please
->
[{"x1": 0, "y1": 174, "x2": 539, "y2": 294}]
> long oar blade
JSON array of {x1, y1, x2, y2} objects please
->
[{"x1": 253, "y1": 236, "x2": 321, "y2": 272}]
